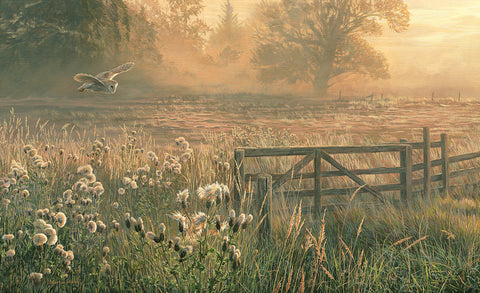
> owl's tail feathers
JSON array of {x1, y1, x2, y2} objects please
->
[{"x1": 77, "y1": 85, "x2": 86, "y2": 92}]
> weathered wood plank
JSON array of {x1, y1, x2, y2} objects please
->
[
  {"x1": 449, "y1": 151, "x2": 480, "y2": 163},
  {"x1": 245, "y1": 166, "x2": 404, "y2": 182},
  {"x1": 450, "y1": 167, "x2": 480, "y2": 178},
  {"x1": 423, "y1": 127, "x2": 432, "y2": 198},
  {"x1": 282, "y1": 183, "x2": 404, "y2": 197},
  {"x1": 314, "y1": 150, "x2": 322, "y2": 213},
  {"x1": 319, "y1": 151, "x2": 385, "y2": 202},
  {"x1": 242, "y1": 145, "x2": 408, "y2": 157},
  {"x1": 272, "y1": 152, "x2": 315, "y2": 191},
  {"x1": 441, "y1": 134, "x2": 449, "y2": 197},
  {"x1": 257, "y1": 174, "x2": 272, "y2": 239},
  {"x1": 406, "y1": 141, "x2": 442, "y2": 149}
]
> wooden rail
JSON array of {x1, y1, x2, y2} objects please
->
[{"x1": 233, "y1": 127, "x2": 480, "y2": 235}]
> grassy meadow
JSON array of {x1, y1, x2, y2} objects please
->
[{"x1": 2, "y1": 95, "x2": 480, "y2": 292}]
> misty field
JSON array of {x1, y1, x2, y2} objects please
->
[{"x1": 2, "y1": 95, "x2": 480, "y2": 292}]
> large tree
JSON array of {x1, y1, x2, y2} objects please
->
[{"x1": 252, "y1": 0, "x2": 410, "y2": 95}]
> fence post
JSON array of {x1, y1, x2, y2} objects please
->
[
  {"x1": 423, "y1": 127, "x2": 431, "y2": 199},
  {"x1": 233, "y1": 149, "x2": 245, "y2": 211},
  {"x1": 400, "y1": 140, "x2": 412, "y2": 202},
  {"x1": 441, "y1": 134, "x2": 449, "y2": 197},
  {"x1": 257, "y1": 174, "x2": 272, "y2": 239},
  {"x1": 314, "y1": 149, "x2": 322, "y2": 214}
]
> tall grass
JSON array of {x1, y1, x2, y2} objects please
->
[{"x1": 1, "y1": 111, "x2": 480, "y2": 291}]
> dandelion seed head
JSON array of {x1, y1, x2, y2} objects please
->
[
  {"x1": 29, "y1": 272, "x2": 43, "y2": 285},
  {"x1": 87, "y1": 221, "x2": 97, "y2": 233},
  {"x1": 65, "y1": 250, "x2": 74, "y2": 260},
  {"x1": 118, "y1": 188, "x2": 125, "y2": 195},
  {"x1": 2, "y1": 234, "x2": 14, "y2": 243},
  {"x1": 55, "y1": 212, "x2": 67, "y2": 228},
  {"x1": 33, "y1": 233, "x2": 48, "y2": 246}
]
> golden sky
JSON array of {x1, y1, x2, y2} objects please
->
[{"x1": 203, "y1": 0, "x2": 480, "y2": 96}]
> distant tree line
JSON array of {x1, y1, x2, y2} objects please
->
[{"x1": 0, "y1": 0, "x2": 410, "y2": 96}]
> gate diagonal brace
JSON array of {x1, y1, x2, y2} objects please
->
[
  {"x1": 320, "y1": 151, "x2": 386, "y2": 203},
  {"x1": 272, "y1": 151, "x2": 315, "y2": 191}
]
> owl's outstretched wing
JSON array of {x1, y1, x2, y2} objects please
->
[
  {"x1": 96, "y1": 62, "x2": 134, "y2": 80},
  {"x1": 73, "y1": 73, "x2": 104, "y2": 86}
]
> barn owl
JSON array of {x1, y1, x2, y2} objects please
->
[{"x1": 74, "y1": 62, "x2": 134, "y2": 94}]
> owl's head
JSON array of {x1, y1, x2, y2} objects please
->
[{"x1": 105, "y1": 80, "x2": 118, "y2": 94}]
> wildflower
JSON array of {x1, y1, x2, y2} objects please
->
[
  {"x1": 179, "y1": 245, "x2": 193, "y2": 258},
  {"x1": 112, "y1": 202, "x2": 119, "y2": 209},
  {"x1": 146, "y1": 231, "x2": 156, "y2": 241},
  {"x1": 75, "y1": 214, "x2": 84, "y2": 223},
  {"x1": 233, "y1": 214, "x2": 246, "y2": 233},
  {"x1": 134, "y1": 217, "x2": 144, "y2": 233},
  {"x1": 175, "y1": 137, "x2": 186, "y2": 145},
  {"x1": 122, "y1": 177, "x2": 132, "y2": 186},
  {"x1": 63, "y1": 189, "x2": 72, "y2": 199},
  {"x1": 229, "y1": 245, "x2": 236, "y2": 261},
  {"x1": 65, "y1": 250, "x2": 74, "y2": 261},
  {"x1": 112, "y1": 220, "x2": 120, "y2": 231},
  {"x1": 101, "y1": 262, "x2": 111, "y2": 275},
  {"x1": 193, "y1": 212, "x2": 208, "y2": 230},
  {"x1": 29, "y1": 272, "x2": 43, "y2": 285},
  {"x1": 21, "y1": 189, "x2": 30, "y2": 198},
  {"x1": 242, "y1": 214, "x2": 254, "y2": 229},
  {"x1": 181, "y1": 152, "x2": 191, "y2": 162},
  {"x1": 93, "y1": 185, "x2": 104, "y2": 196},
  {"x1": 77, "y1": 165, "x2": 93, "y2": 176},
  {"x1": 223, "y1": 162, "x2": 230, "y2": 171},
  {"x1": 54, "y1": 244, "x2": 64, "y2": 254},
  {"x1": 87, "y1": 221, "x2": 97, "y2": 233},
  {"x1": 28, "y1": 149, "x2": 37, "y2": 157},
  {"x1": 103, "y1": 246, "x2": 110, "y2": 257},
  {"x1": 174, "y1": 237, "x2": 181, "y2": 251},
  {"x1": 44, "y1": 268, "x2": 51, "y2": 276},
  {"x1": 17, "y1": 230, "x2": 23, "y2": 238},
  {"x1": 232, "y1": 248, "x2": 241, "y2": 270},
  {"x1": 130, "y1": 181, "x2": 138, "y2": 190},
  {"x1": 3, "y1": 198, "x2": 11, "y2": 206},
  {"x1": 5, "y1": 249, "x2": 15, "y2": 258},
  {"x1": 169, "y1": 211, "x2": 187, "y2": 233},
  {"x1": 214, "y1": 215, "x2": 222, "y2": 231},
  {"x1": 55, "y1": 212, "x2": 67, "y2": 228},
  {"x1": 118, "y1": 188, "x2": 125, "y2": 195},
  {"x1": 86, "y1": 173, "x2": 96, "y2": 184},
  {"x1": 2, "y1": 234, "x2": 14, "y2": 244},
  {"x1": 220, "y1": 184, "x2": 230, "y2": 202},
  {"x1": 33, "y1": 233, "x2": 48, "y2": 246},
  {"x1": 96, "y1": 221, "x2": 106, "y2": 233},
  {"x1": 229, "y1": 210, "x2": 236, "y2": 227},
  {"x1": 44, "y1": 228, "x2": 58, "y2": 245},
  {"x1": 125, "y1": 213, "x2": 131, "y2": 228},
  {"x1": 222, "y1": 236, "x2": 229, "y2": 252},
  {"x1": 176, "y1": 189, "x2": 189, "y2": 208}
]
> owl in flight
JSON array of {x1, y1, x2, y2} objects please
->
[{"x1": 74, "y1": 62, "x2": 134, "y2": 94}]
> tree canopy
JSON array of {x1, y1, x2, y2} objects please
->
[
  {"x1": 252, "y1": 0, "x2": 410, "y2": 95},
  {"x1": 0, "y1": 0, "x2": 159, "y2": 95}
]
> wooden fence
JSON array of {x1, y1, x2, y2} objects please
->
[{"x1": 233, "y1": 127, "x2": 480, "y2": 236}]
